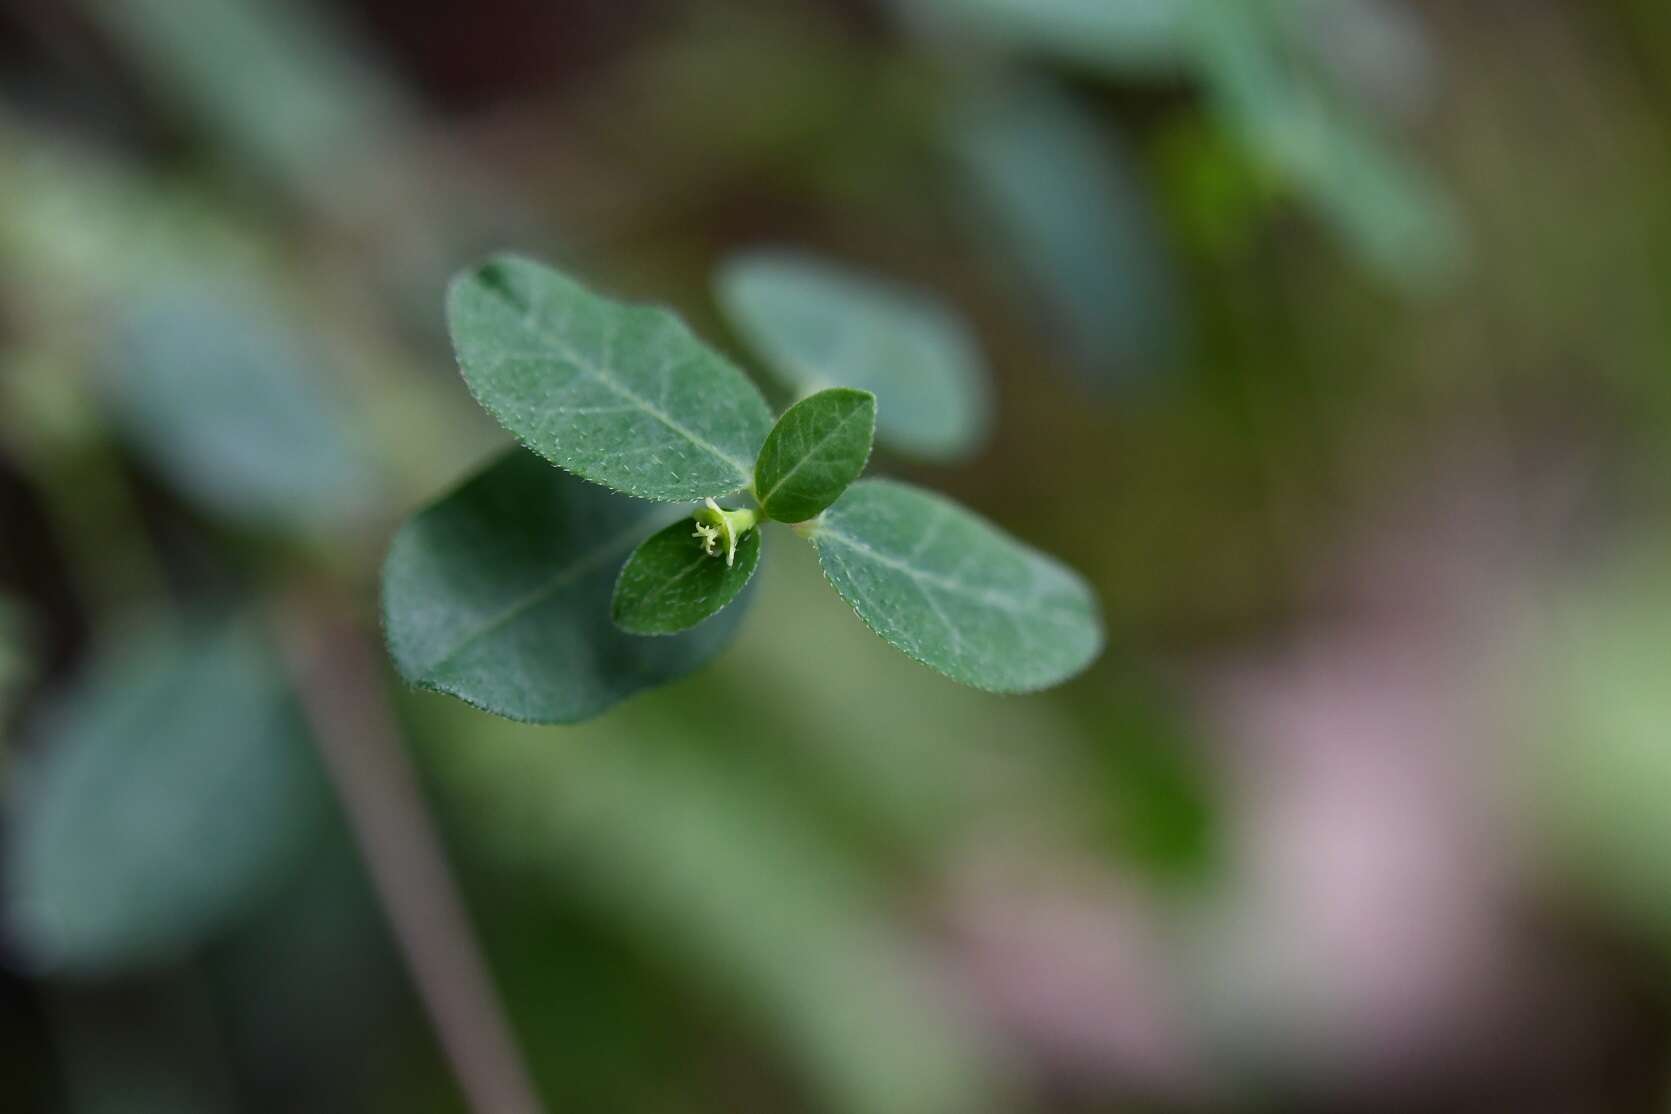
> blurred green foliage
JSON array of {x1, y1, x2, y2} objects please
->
[
  {"x1": 4, "y1": 0, "x2": 1671, "y2": 1111},
  {"x1": 948, "y1": 78, "x2": 1189, "y2": 387},
  {"x1": 97, "y1": 289, "x2": 378, "y2": 531},
  {"x1": 7, "y1": 620, "x2": 326, "y2": 974},
  {"x1": 717, "y1": 250, "x2": 992, "y2": 459}
]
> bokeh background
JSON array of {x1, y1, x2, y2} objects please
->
[{"x1": 5, "y1": 0, "x2": 1671, "y2": 1111}]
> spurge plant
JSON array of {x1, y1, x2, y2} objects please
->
[{"x1": 382, "y1": 254, "x2": 1103, "y2": 723}]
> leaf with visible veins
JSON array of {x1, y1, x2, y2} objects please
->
[
  {"x1": 754, "y1": 388, "x2": 875, "y2": 523},
  {"x1": 382, "y1": 450, "x2": 752, "y2": 722},
  {"x1": 810, "y1": 479, "x2": 1103, "y2": 692},
  {"x1": 613, "y1": 520, "x2": 762, "y2": 635},
  {"x1": 449, "y1": 254, "x2": 774, "y2": 501}
]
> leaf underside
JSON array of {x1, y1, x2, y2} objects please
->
[
  {"x1": 754, "y1": 388, "x2": 876, "y2": 523},
  {"x1": 613, "y1": 519, "x2": 762, "y2": 636},
  {"x1": 449, "y1": 254, "x2": 774, "y2": 502},
  {"x1": 382, "y1": 449, "x2": 752, "y2": 723},
  {"x1": 715, "y1": 249, "x2": 991, "y2": 461},
  {"x1": 811, "y1": 479, "x2": 1103, "y2": 692}
]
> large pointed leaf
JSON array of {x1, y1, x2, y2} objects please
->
[
  {"x1": 754, "y1": 388, "x2": 875, "y2": 523},
  {"x1": 612, "y1": 519, "x2": 762, "y2": 636},
  {"x1": 382, "y1": 450, "x2": 752, "y2": 723},
  {"x1": 810, "y1": 480, "x2": 1102, "y2": 692},
  {"x1": 448, "y1": 254, "x2": 774, "y2": 502},
  {"x1": 6, "y1": 620, "x2": 327, "y2": 974},
  {"x1": 715, "y1": 250, "x2": 991, "y2": 461}
]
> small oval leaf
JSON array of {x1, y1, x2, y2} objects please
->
[
  {"x1": 755, "y1": 388, "x2": 876, "y2": 523},
  {"x1": 613, "y1": 520, "x2": 762, "y2": 635},
  {"x1": 7, "y1": 620, "x2": 327, "y2": 974},
  {"x1": 715, "y1": 250, "x2": 991, "y2": 461},
  {"x1": 382, "y1": 450, "x2": 751, "y2": 723},
  {"x1": 448, "y1": 254, "x2": 774, "y2": 502},
  {"x1": 810, "y1": 479, "x2": 1103, "y2": 692}
]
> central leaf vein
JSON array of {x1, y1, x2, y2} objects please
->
[
  {"x1": 758, "y1": 405, "x2": 869, "y2": 508},
  {"x1": 816, "y1": 526, "x2": 1082, "y2": 625},
  {"x1": 423, "y1": 509, "x2": 680, "y2": 677},
  {"x1": 490, "y1": 295, "x2": 755, "y2": 481}
]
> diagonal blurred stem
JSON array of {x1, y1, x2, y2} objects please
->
[{"x1": 273, "y1": 595, "x2": 542, "y2": 1114}]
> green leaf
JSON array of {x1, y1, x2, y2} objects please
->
[
  {"x1": 382, "y1": 449, "x2": 752, "y2": 723},
  {"x1": 948, "y1": 81, "x2": 1187, "y2": 387},
  {"x1": 448, "y1": 254, "x2": 774, "y2": 502},
  {"x1": 98, "y1": 285, "x2": 378, "y2": 528},
  {"x1": 79, "y1": 0, "x2": 410, "y2": 211},
  {"x1": 6, "y1": 620, "x2": 327, "y2": 974},
  {"x1": 810, "y1": 480, "x2": 1102, "y2": 692},
  {"x1": 755, "y1": 388, "x2": 876, "y2": 523},
  {"x1": 715, "y1": 250, "x2": 991, "y2": 461},
  {"x1": 612, "y1": 519, "x2": 762, "y2": 636},
  {"x1": 1187, "y1": 0, "x2": 1462, "y2": 288}
]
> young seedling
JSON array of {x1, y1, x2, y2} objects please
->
[{"x1": 382, "y1": 253, "x2": 1103, "y2": 724}]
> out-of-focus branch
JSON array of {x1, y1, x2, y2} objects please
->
[{"x1": 274, "y1": 597, "x2": 542, "y2": 1114}]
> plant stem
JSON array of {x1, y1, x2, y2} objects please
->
[{"x1": 273, "y1": 596, "x2": 542, "y2": 1114}]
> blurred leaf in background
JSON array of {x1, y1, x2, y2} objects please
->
[
  {"x1": 1188, "y1": 0, "x2": 1464, "y2": 289},
  {"x1": 7, "y1": 618, "x2": 328, "y2": 975},
  {"x1": 0, "y1": 113, "x2": 268, "y2": 325},
  {"x1": 918, "y1": 0, "x2": 1461, "y2": 294},
  {"x1": 716, "y1": 250, "x2": 992, "y2": 460},
  {"x1": 1282, "y1": 0, "x2": 1436, "y2": 118},
  {"x1": 94, "y1": 287, "x2": 379, "y2": 533},
  {"x1": 1526, "y1": 545, "x2": 1671, "y2": 949},
  {"x1": 947, "y1": 78, "x2": 1190, "y2": 389},
  {"x1": 74, "y1": 0, "x2": 412, "y2": 211}
]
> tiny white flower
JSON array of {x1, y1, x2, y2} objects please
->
[
  {"x1": 692, "y1": 521, "x2": 722, "y2": 557},
  {"x1": 692, "y1": 498, "x2": 744, "y2": 565}
]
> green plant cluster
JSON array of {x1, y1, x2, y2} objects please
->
[{"x1": 382, "y1": 254, "x2": 1104, "y2": 723}]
